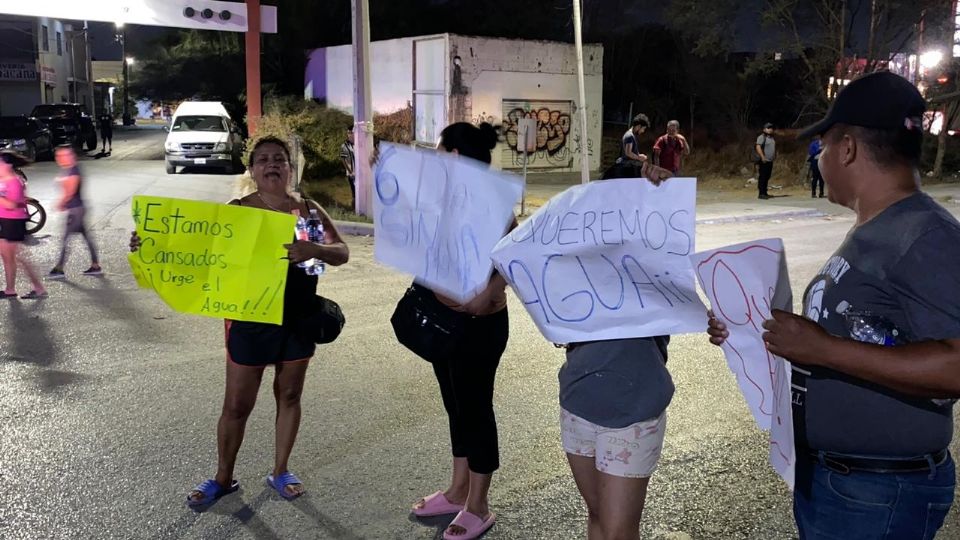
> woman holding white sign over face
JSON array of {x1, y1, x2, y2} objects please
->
[
  {"x1": 130, "y1": 137, "x2": 349, "y2": 507},
  {"x1": 560, "y1": 160, "x2": 675, "y2": 540},
  {"x1": 406, "y1": 122, "x2": 515, "y2": 540}
]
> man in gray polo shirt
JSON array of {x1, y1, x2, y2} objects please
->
[
  {"x1": 755, "y1": 123, "x2": 776, "y2": 199},
  {"x1": 710, "y1": 72, "x2": 960, "y2": 539}
]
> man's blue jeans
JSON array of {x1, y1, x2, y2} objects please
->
[{"x1": 793, "y1": 452, "x2": 955, "y2": 539}]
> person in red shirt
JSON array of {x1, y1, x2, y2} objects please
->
[{"x1": 653, "y1": 120, "x2": 690, "y2": 175}]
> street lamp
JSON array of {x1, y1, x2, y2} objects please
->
[{"x1": 920, "y1": 50, "x2": 944, "y2": 69}]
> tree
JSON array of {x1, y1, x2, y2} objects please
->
[{"x1": 129, "y1": 30, "x2": 246, "y2": 116}]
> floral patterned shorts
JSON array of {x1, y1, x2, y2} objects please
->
[{"x1": 560, "y1": 408, "x2": 667, "y2": 478}]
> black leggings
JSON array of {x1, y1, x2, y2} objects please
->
[{"x1": 431, "y1": 308, "x2": 509, "y2": 475}]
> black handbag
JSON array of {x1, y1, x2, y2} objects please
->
[
  {"x1": 391, "y1": 283, "x2": 469, "y2": 363},
  {"x1": 293, "y1": 295, "x2": 346, "y2": 344}
]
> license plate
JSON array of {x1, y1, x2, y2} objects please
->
[{"x1": 193, "y1": 158, "x2": 207, "y2": 164}]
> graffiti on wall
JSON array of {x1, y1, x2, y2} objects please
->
[{"x1": 501, "y1": 100, "x2": 574, "y2": 169}]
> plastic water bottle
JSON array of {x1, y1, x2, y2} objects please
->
[
  {"x1": 305, "y1": 208, "x2": 325, "y2": 276},
  {"x1": 836, "y1": 302, "x2": 954, "y2": 407},
  {"x1": 294, "y1": 212, "x2": 317, "y2": 273},
  {"x1": 835, "y1": 301, "x2": 902, "y2": 346}
]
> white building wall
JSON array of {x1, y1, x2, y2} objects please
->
[
  {"x1": 304, "y1": 34, "x2": 604, "y2": 172},
  {"x1": 306, "y1": 37, "x2": 414, "y2": 115},
  {"x1": 36, "y1": 17, "x2": 72, "y2": 103},
  {"x1": 450, "y1": 36, "x2": 603, "y2": 172}
]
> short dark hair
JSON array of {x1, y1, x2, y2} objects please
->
[
  {"x1": 248, "y1": 136, "x2": 291, "y2": 165},
  {"x1": 631, "y1": 114, "x2": 650, "y2": 129},
  {"x1": 439, "y1": 122, "x2": 498, "y2": 164},
  {"x1": 827, "y1": 124, "x2": 922, "y2": 168}
]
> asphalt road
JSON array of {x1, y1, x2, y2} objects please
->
[{"x1": 2, "y1": 134, "x2": 960, "y2": 539}]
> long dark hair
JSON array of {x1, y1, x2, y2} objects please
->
[{"x1": 438, "y1": 122, "x2": 498, "y2": 164}]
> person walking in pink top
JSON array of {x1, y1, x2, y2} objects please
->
[{"x1": 0, "y1": 151, "x2": 46, "y2": 299}]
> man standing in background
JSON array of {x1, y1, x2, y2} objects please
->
[
  {"x1": 99, "y1": 112, "x2": 113, "y2": 154},
  {"x1": 755, "y1": 122, "x2": 776, "y2": 199},
  {"x1": 808, "y1": 135, "x2": 825, "y2": 198},
  {"x1": 653, "y1": 120, "x2": 690, "y2": 175}
]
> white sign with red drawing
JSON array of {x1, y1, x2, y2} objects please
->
[{"x1": 690, "y1": 238, "x2": 796, "y2": 489}]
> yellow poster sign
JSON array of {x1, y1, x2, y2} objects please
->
[{"x1": 128, "y1": 196, "x2": 296, "y2": 325}]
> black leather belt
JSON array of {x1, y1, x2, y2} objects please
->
[{"x1": 810, "y1": 449, "x2": 949, "y2": 474}]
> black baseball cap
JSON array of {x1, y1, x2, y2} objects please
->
[
  {"x1": 764, "y1": 122, "x2": 774, "y2": 129},
  {"x1": 799, "y1": 71, "x2": 926, "y2": 138}
]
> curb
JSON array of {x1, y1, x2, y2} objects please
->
[
  {"x1": 335, "y1": 209, "x2": 828, "y2": 237},
  {"x1": 333, "y1": 220, "x2": 374, "y2": 237},
  {"x1": 695, "y1": 208, "x2": 826, "y2": 225}
]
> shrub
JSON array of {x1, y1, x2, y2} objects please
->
[
  {"x1": 243, "y1": 97, "x2": 415, "y2": 183},
  {"x1": 243, "y1": 97, "x2": 353, "y2": 181}
]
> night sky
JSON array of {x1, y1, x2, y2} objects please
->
[
  {"x1": 87, "y1": 21, "x2": 166, "y2": 61},
  {"x1": 82, "y1": 0, "x2": 914, "y2": 62}
]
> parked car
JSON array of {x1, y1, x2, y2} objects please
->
[
  {"x1": 0, "y1": 116, "x2": 54, "y2": 162},
  {"x1": 29, "y1": 103, "x2": 97, "y2": 151},
  {"x1": 164, "y1": 101, "x2": 244, "y2": 174}
]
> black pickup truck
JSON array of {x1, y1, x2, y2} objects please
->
[{"x1": 29, "y1": 103, "x2": 98, "y2": 151}]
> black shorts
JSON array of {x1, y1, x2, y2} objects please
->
[
  {"x1": 0, "y1": 218, "x2": 26, "y2": 242},
  {"x1": 225, "y1": 320, "x2": 315, "y2": 367}
]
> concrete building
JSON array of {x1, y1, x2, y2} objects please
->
[
  {"x1": 305, "y1": 34, "x2": 604, "y2": 173},
  {"x1": 0, "y1": 15, "x2": 94, "y2": 116}
]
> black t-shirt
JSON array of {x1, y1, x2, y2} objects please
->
[
  {"x1": 618, "y1": 129, "x2": 640, "y2": 162},
  {"x1": 58, "y1": 165, "x2": 84, "y2": 209},
  {"x1": 794, "y1": 192, "x2": 960, "y2": 456}
]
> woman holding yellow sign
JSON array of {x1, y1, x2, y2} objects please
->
[{"x1": 131, "y1": 137, "x2": 349, "y2": 506}]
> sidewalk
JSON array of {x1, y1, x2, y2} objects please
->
[{"x1": 337, "y1": 180, "x2": 960, "y2": 237}]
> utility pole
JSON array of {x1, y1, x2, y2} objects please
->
[
  {"x1": 352, "y1": 0, "x2": 374, "y2": 216},
  {"x1": 85, "y1": 21, "x2": 94, "y2": 119},
  {"x1": 245, "y1": 0, "x2": 262, "y2": 134},
  {"x1": 116, "y1": 23, "x2": 130, "y2": 125},
  {"x1": 915, "y1": 9, "x2": 924, "y2": 84},
  {"x1": 70, "y1": 33, "x2": 77, "y2": 103},
  {"x1": 572, "y1": 0, "x2": 590, "y2": 184}
]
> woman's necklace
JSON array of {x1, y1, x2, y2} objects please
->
[{"x1": 257, "y1": 192, "x2": 291, "y2": 213}]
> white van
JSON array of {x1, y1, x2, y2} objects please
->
[{"x1": 164, "y1": 101, "x2": 243, "y2": 174}]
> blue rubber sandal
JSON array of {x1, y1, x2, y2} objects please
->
[
  {"x1": 267, "y1": 471, "x2": 304, "y2": 500},
  {"x1": 186, "y1": 479, "x2": 239, "y2": 506}
]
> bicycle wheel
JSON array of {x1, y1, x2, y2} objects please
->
[{"x1": 24, "y1": 198, "x2": 46, "y2": 235}]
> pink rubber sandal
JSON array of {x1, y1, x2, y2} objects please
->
[
  {"x1": 443, "y1": 510, "x2": 496, "y2": 540},
  {"x1": 412, "y1": 491, "x2": 464, "y2": 517}
]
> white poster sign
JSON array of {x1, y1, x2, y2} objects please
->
[
  {"x1": 491, "y1": 178, "x2": 707, "y2": 344},
  {"x1": 690, "y1": 238, "x2": 796, "y2": 489},
  {"x1": 373, "y1": 143, "x2": 523, "y2": 303}
]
